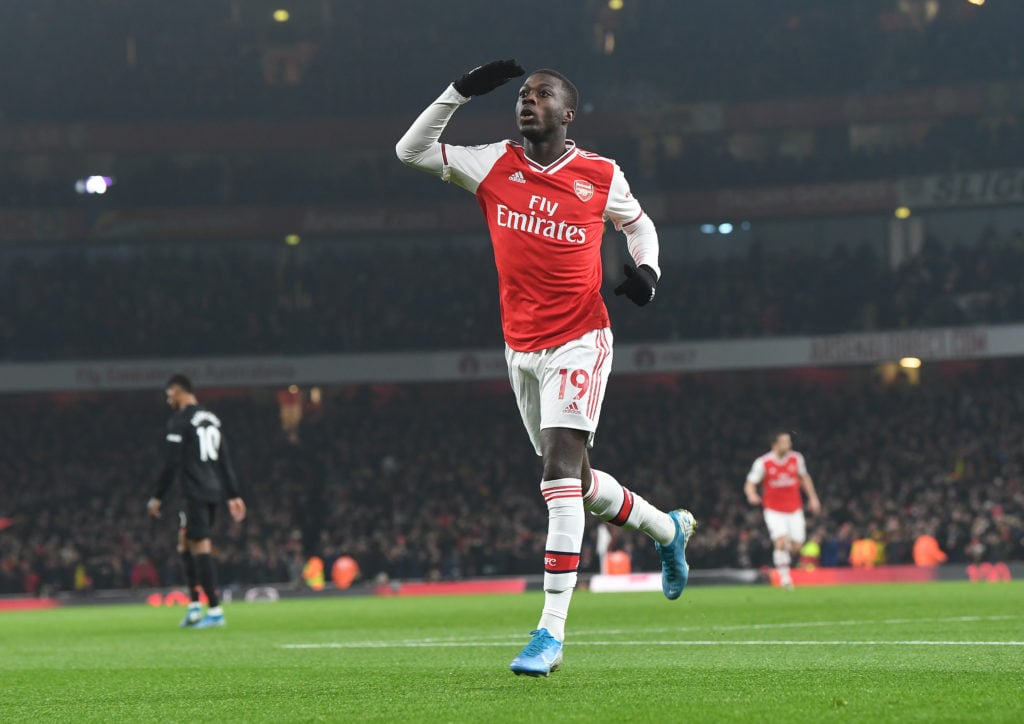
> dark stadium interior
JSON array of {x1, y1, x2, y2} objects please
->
[
  {"x1": 3, "y1": 227, "x2": 1024, "y2": 360},
  {"x1": 2, "y1": 0, "x2": 1024, "y2": 596},
  {"x1": 3, "y1": 364, "x2": 1023, "y2": 595},
  {"x1": 3, "y1": 1, "x2": 1022, "y2": 121}
]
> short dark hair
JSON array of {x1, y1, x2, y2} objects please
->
[
  {"x1": 531, "y1": 68, "x2": 578, "y2": 111},
  {"x1": 771, "y1": 430, "x2": 792, "y2": 446},
  {"x1": 166, "y1": 373, "x2": 193, "y2": 392}
]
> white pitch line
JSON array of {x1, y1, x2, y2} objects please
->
[
  {"x1": 282, "y1": 640, "x2": 1024, "y2": 650},
  {"x1": 578, "y1": 614, "x2": 1019, "y2": 636},
  {"x1": 281, "y1": 614, "x2": 1018, "y2": 647},
  {"x1": 579, "y1": 640, "x2": 1024, "y2": 647},
  {"x1": 281, "y1": 614, "x2": 1020, "y2": 650}
]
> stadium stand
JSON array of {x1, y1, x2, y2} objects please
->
[
  {"x1": 2, "y1": 367, "x2": 1022, "y2": 594},
  {"x1": 1, "y1": 227, "x2": 1022, "y2": 360},
  {"x1": 3, "y1": 0, "x2": 1024, "y2": 598},
  {"x1": 2, "y1": 112, "x2": 1022, "y2": 208},
  {"x1": 3, "y1": 1, "x2": 1021, "y2": 121}
]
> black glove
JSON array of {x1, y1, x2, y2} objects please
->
[
  {"x1": 614, "y1": 264, "x2": 658, "y2": 306},
  {"x1": 453, "y1": 59, "x2": 525, "y2": 97}
]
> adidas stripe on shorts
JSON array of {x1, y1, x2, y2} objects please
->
[{"x1": 505, "y1": 328, "x2": 613, "y2": 456}]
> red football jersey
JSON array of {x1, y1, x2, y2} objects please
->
[
  {"x1": 441, "y1": 140, "x2": 646, "y2": 352},
  {"x1": 747, "y1": 451, "x2": 808, "y2": 513},
  {"x1": 396, "y1": 86, "x2": 657, "y2": 352}
]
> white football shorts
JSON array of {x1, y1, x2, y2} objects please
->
[
  {"x1": 763, "y1": 508, "x2": 807, "y2": 544},
  {"x1": 505, "y1": 327, "x2": 613, "y2": 456}
]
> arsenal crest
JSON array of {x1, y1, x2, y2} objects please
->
[{"x1": 573, "y1": 180, "x2": 594, "y2": 202}]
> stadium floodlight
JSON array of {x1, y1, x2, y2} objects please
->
[
  {"x1": 700, "y1": 224, "x2": 716, "y2": 234},
  {"x1": 273, "y1": 9, "x2": 291, "y2": 22},
  {"x1": 894, "y1": 206, "x2": 912, "y2": 219},
  {"x1": 718, "y1": 223, "x2": 734, "y2": 235},
  {"x1": 74, "y1": 176, "x2": 114, "y2": 195},
  {"x1": 285, "y1": 233, "x2": 301, "y2": 246},
  {"x1": 899, "y1": 357, "x2": 922, "y2": 369},
  {"x1": 608, "y1": 0, "x2": 624, "y2": 9}
]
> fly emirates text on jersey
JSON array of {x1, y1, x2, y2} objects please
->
[{"x1": 495, "y1": 195, "x2": 588, "y2": 245}]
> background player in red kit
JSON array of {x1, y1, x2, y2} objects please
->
[
  {"x1": 744, "y1": 432, "x2": 821, "y2": 588},
  {"x1": 396, "y1": 59, "x2": 696, "y2": 677}
]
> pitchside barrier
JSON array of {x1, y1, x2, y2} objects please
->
[{"x1": 1, "y1": 563, "x2": 1019, "y2": 611}]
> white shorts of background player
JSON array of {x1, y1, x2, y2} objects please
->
[{"x1": 763, "y1": 508, "x2": 806, "y2": 545}]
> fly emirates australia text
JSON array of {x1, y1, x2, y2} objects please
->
[{"x1": 495, "y1": 195, "x2": 588, "y2": 244}]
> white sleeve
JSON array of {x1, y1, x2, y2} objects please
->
[
  {"x1": 796, "y1": 452, "x2": 809, "y2": 477},
  {"x1": 746, "y1": 457, "x2": 765, "y2": 485},
  {"x1": 395, "y1": 84, "x2": 505, "y2": 194},
  {"x1": 604, "y1": 163, "x2": 660, "y2": 278}
]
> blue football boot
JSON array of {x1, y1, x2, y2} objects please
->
[
  {"x1": 510, "y1": 628, "x2": 563, "y2": 677},
  {"x1": 179, "y1": 602, "x2": 203, "y2": 628},
  {"x1": 654, "y1": 509, "x2": 697, "y2": 600},
  {"x1": 192, "y1": 611, "x2": 226, "y2": 629}
]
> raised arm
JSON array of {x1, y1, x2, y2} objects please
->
[
  {"x1": 394, "y1": 85, "x2": 469, "y2": 174},
  {"x1": 396, "y1": 59, "x2": 525, "y2": 179}
]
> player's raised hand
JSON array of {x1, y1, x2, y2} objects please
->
[
  {"x1": 228, "y1": 497, "x2": 247, "y2": 523},
  {"x1": 453, "y1": 59, "x2": 525, "y2": 97},
  {"x1": 614, "y1": 264, "x2": 658, "y2": 306}
]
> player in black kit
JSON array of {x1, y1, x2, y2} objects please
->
[{"x1": 147, "y1": 374, "x2": 246, "y2": 628}]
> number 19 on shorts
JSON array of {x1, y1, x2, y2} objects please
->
[{"x1": 558, "y1": 368, "x2": 590, "y2": 400}]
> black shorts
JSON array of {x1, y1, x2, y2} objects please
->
[{"x1": 179, "y1": 499, "x2": 218, "y2": 541}]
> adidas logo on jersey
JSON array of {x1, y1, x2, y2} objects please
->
[
  {"x1": 508, "y1": 170, "x2": 526, "y2": 184},
  {"x1": 562, "y1": 401, "x2": 583, "y2": 416}
]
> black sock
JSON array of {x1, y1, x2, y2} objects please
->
[
  {"x1": 195, "y1": 553, "x2": 220, "y2": 608},
  {"x1": 180, "y1": 550, "x2": 200, "y2": 603}
]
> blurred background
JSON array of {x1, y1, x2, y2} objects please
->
[{"x1": 1, "y1": 0, "x2": 1023, "y2": 596}]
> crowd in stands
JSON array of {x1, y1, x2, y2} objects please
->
[
  {"x1": 4, "y1": 1, "x2": 1024, "y2": 596},
  {"x1": 643, "y1": 115, "x2": 1024, "y2": 192},
  {"x1": 2, "y1": 365, "x2": 1023, "y2": 596},
  {"x1": 5, "y1": 110, "x2": 1022, "y2": 210},
  {"x1": 4, "y1": 2, "x2": 1023, "y2": 212},
  {"x1": 2, "y1": 227, "x2": 1023, "y2": 361},
  {"x1": 0, "y1": 393, "x2": 307, "y2": 596},
  {"x1": 4, "y1": 1, "x2": 1020, "y2": 122}
]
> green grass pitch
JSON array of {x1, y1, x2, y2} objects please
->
[{"x1": 2, "y1": 582, "x2": 1023, "y2": 722}]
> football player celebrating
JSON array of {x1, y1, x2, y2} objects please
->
[{"x1": 397, "y1": 60, "x2": 696, "y2": 676}]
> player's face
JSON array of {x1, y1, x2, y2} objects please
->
[
  {"x1": 516, "y1": 74, "x2": 574, "y2": 142},
  {"x1": 774, "y1": 434, "x2": 792, "y2": 455},
  {"x1": 165, "y1": 385, "x2": 184, "y2": 410}
]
